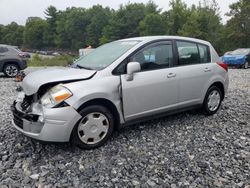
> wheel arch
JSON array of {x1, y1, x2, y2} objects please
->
[
  {"x1": 3, "y1": 61, "x2": 20, "y2": 70},
  {"x1": 76, "y1": 98, "x2": 121, "y2": 129},
  {"x1": 209, "y1": 81, "x2": 225, "y2": 100}
]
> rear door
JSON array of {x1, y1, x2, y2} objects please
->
[
  {"x1": 175, "y1": 40, "x2": 213, "y2": 106},
  {"x1": 120, "y1": 41, "x2": 179, "y2": 121}
]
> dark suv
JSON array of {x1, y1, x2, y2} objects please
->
[{"x1": 0, "y1": 44, "x2": 28, "y2": 77}]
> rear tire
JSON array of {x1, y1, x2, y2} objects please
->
[
  {"x1": 3, "y1": 63, "x2": 19, "y2": 77},
  {"x1": 202, "y1": 86, "x2": 222, "y2": 115},
  {"x1": 71, "y1": 105, "x2": 114, "y2": 149}
]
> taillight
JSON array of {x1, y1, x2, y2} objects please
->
[{"x1": 216, "y1": 62, "x2": 228, "y2": 72}]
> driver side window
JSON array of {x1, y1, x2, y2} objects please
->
[{"x1": 130, "y1": 43, "x2": 173, "y2": 71}]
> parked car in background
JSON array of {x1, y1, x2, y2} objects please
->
[
  {"x1": 0, "y1": 44, "x2": 27, "y2": 77},
  {"x1": 11, "y1": 36, "x2": 229, "y2": 149},
  {"x1": 224, "y1": 51, "x2": 233, "y2": 56},
  {"x1": 222, "y1": 48, "x2": 250, "y2": 69},
  {"x1": 52, "y1": 52, "x2": 61, "y2": 56}
]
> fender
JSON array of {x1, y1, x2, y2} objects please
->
[
  {"x1": 0, "y1": 58, "x2": 22, "y2": 71},
  {"x1": 202, "y1": 74, "x2": 227, "y2": 102},
  {"x1": 64, "y1": 76, "x2": 125, "y2": 124}
]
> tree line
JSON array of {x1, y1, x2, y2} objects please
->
[{"x1": 0, "y1": 0, "x2": 249, "y2": 55}]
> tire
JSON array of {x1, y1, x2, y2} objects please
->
[
  {"x1": 3, "y1": 63, "x2": 19, "y2": 77},
  {"x1": 71, "y1": 105, "x2": 114, "y2": 149},
  {"x1": 202, "y1": 86, "x2": 222, "y2": 115},
  {"x1": 243, "y1": 61, "x2": 249, "y2": 69}
]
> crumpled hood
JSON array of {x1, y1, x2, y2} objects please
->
[{"x1": 22, "y1": 67, "x2": 96, "y2": 95}]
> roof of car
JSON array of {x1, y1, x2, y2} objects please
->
[{"x1": 120, "y1": 36, "x2": 211, "y2": 45}]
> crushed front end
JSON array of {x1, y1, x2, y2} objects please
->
[{"x1": 11, "y1": 90, "x2": 82, "y2": 142}]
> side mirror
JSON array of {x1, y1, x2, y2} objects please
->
[{"x1": 126, "y1": 62, "x2": 141, "y2": 81}]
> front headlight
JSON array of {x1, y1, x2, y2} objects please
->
[{"x1": 40, "y1": 84, "x2": 72, "y2": 108}]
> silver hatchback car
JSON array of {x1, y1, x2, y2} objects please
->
[{"x1": 11, "y1": 36, "x2": 229, "y2": 149}]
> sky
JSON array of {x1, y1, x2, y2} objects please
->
[{"x1": 0, "y1": 0, "x2": 239, "y2": 25}]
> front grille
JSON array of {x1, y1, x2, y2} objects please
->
[
  {"x1": 11, "y1": 101, "x2": 40, "y2": 130},
  {"x1": 13, "y1": 113, "x2": 23, "y2": 129},
  {"x1": 21, "y1": 95, "x2": 33, "y2": 111}
]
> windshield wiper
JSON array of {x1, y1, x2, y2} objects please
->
[{"x1": 76, "y1": 64, "x2": 94, "y2": 70}]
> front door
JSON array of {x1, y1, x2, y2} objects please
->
[{"x1": 120, "y1": 41, "x2": 179, "y2": 121}]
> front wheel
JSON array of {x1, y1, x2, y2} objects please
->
[
  {"x1": 202, "y1": 86, "x2": 222, "y2": 115},
  {"x1": 243, "y1": 61, "x2": 249, "y2": 69},
  {"x1": 3, "y1": 63, "x2": 19, "y2": 77},
  {"x1": 71, "y1": 105, "x2": 114, "y2": 149}
]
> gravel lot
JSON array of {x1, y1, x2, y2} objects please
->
[{"x1": 0, "y1": 68, "x2": 249, "y2": 187}]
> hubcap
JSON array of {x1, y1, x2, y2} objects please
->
[
  {"x1": 207, "y1": 90, "x2": 221, "y2": 111},
  {"x1": 5, "y1": 65, "x2": 18, "y2": 77},
  {"x1": 77, "y1": 112, "x2": 109, "y2": 145}
]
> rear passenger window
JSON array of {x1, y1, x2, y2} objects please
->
[
  {"x1": 177, "y1": 41, "x2": 200, "y2": 65},
  {"x1": 177, "y1": 41, "x2": 211, "y2": 66}
]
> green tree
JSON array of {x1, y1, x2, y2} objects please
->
[
  {"x1": 23, "y1": 17, "x2": 48, "y2": 49},
  {"x1": 163, "y1": 0, "x2": 190, "y2": 35},
  {"x1": 225, "y1": 0, "x2": 250, "y2": 49},
  {"x1": 85, "y1": 5, "x2": 112, "y2": 47},
  {"x1": 0, "y1": 1, "x2": 244, "y2": 54},
  {"x1": 139, "y1": 14, "x2": 166, "y2": 35},
  {"x1": 100, "y1": 2, "x2": 160, "y2": 44},
  {"x1": 44, "y1": 6, "x2": 58, "y2": 47},
  {"x1": 178, "y1": 0, "x2": 223, "y2": 52},
  {"x1": 55, "y1": 8, "x2": 90, "y2": 50},
  {"x1": 1, "y1": 22, "x2": 24, "y2": 46},
  {"x1": 0, "y1": 25, "x2": 4, "y2": 43}
]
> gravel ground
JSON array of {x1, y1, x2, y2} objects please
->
[{"x1": 0, "y1": 68, "x2": 249, "y2": 187}]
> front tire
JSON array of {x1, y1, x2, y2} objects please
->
[
  {"x1": 243, "y1": 61, "x2": 249, "y2": 69},
  {"x1": 3, "y1": 63, "x2": 19, "y2": 77},
  {"x1": 71, "y1": 105, "x2": 114, "y2": 149},
  {"x1": 202, "y1": 86, "x2": 222, "y2": 115}
]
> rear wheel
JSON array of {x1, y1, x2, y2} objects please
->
[
  {"x1": 202, "y1": 86, "x2": 222, "y2": 115},
  {"x1": 71, "y1": 105, "x2": 114, "y2": 149},
  {"x1": 3, "y1": 63, "x2": 19, "y2": 77},
  {"x1": 243, "y1": 61, "x2": 249, "y2": 69}
]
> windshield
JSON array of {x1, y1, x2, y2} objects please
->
[
  {"x1": 231, "y1": 49, "x2": 250, "y2": 55},
  {"x1": 74, "y1": 40, "x2": 140, "y2": 70}
]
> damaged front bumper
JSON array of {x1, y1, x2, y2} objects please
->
[{"x1": 11, "y1": 100, "x2": 82, "y2": 142}]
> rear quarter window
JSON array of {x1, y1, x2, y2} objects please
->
[{"x1": 198, "y1": 44, "x2": 210, "y2": 63}]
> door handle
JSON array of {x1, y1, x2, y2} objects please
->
[
  {"x1": 167, "y1": 73, "x2": 176, "y2": 78},
  {"x1": 204, "y1": 67, "x2": 211, "y2": 72}
]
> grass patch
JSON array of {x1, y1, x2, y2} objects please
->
[{"x1": 28, "y1": 54, "x2": 75, "y2": 67}]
